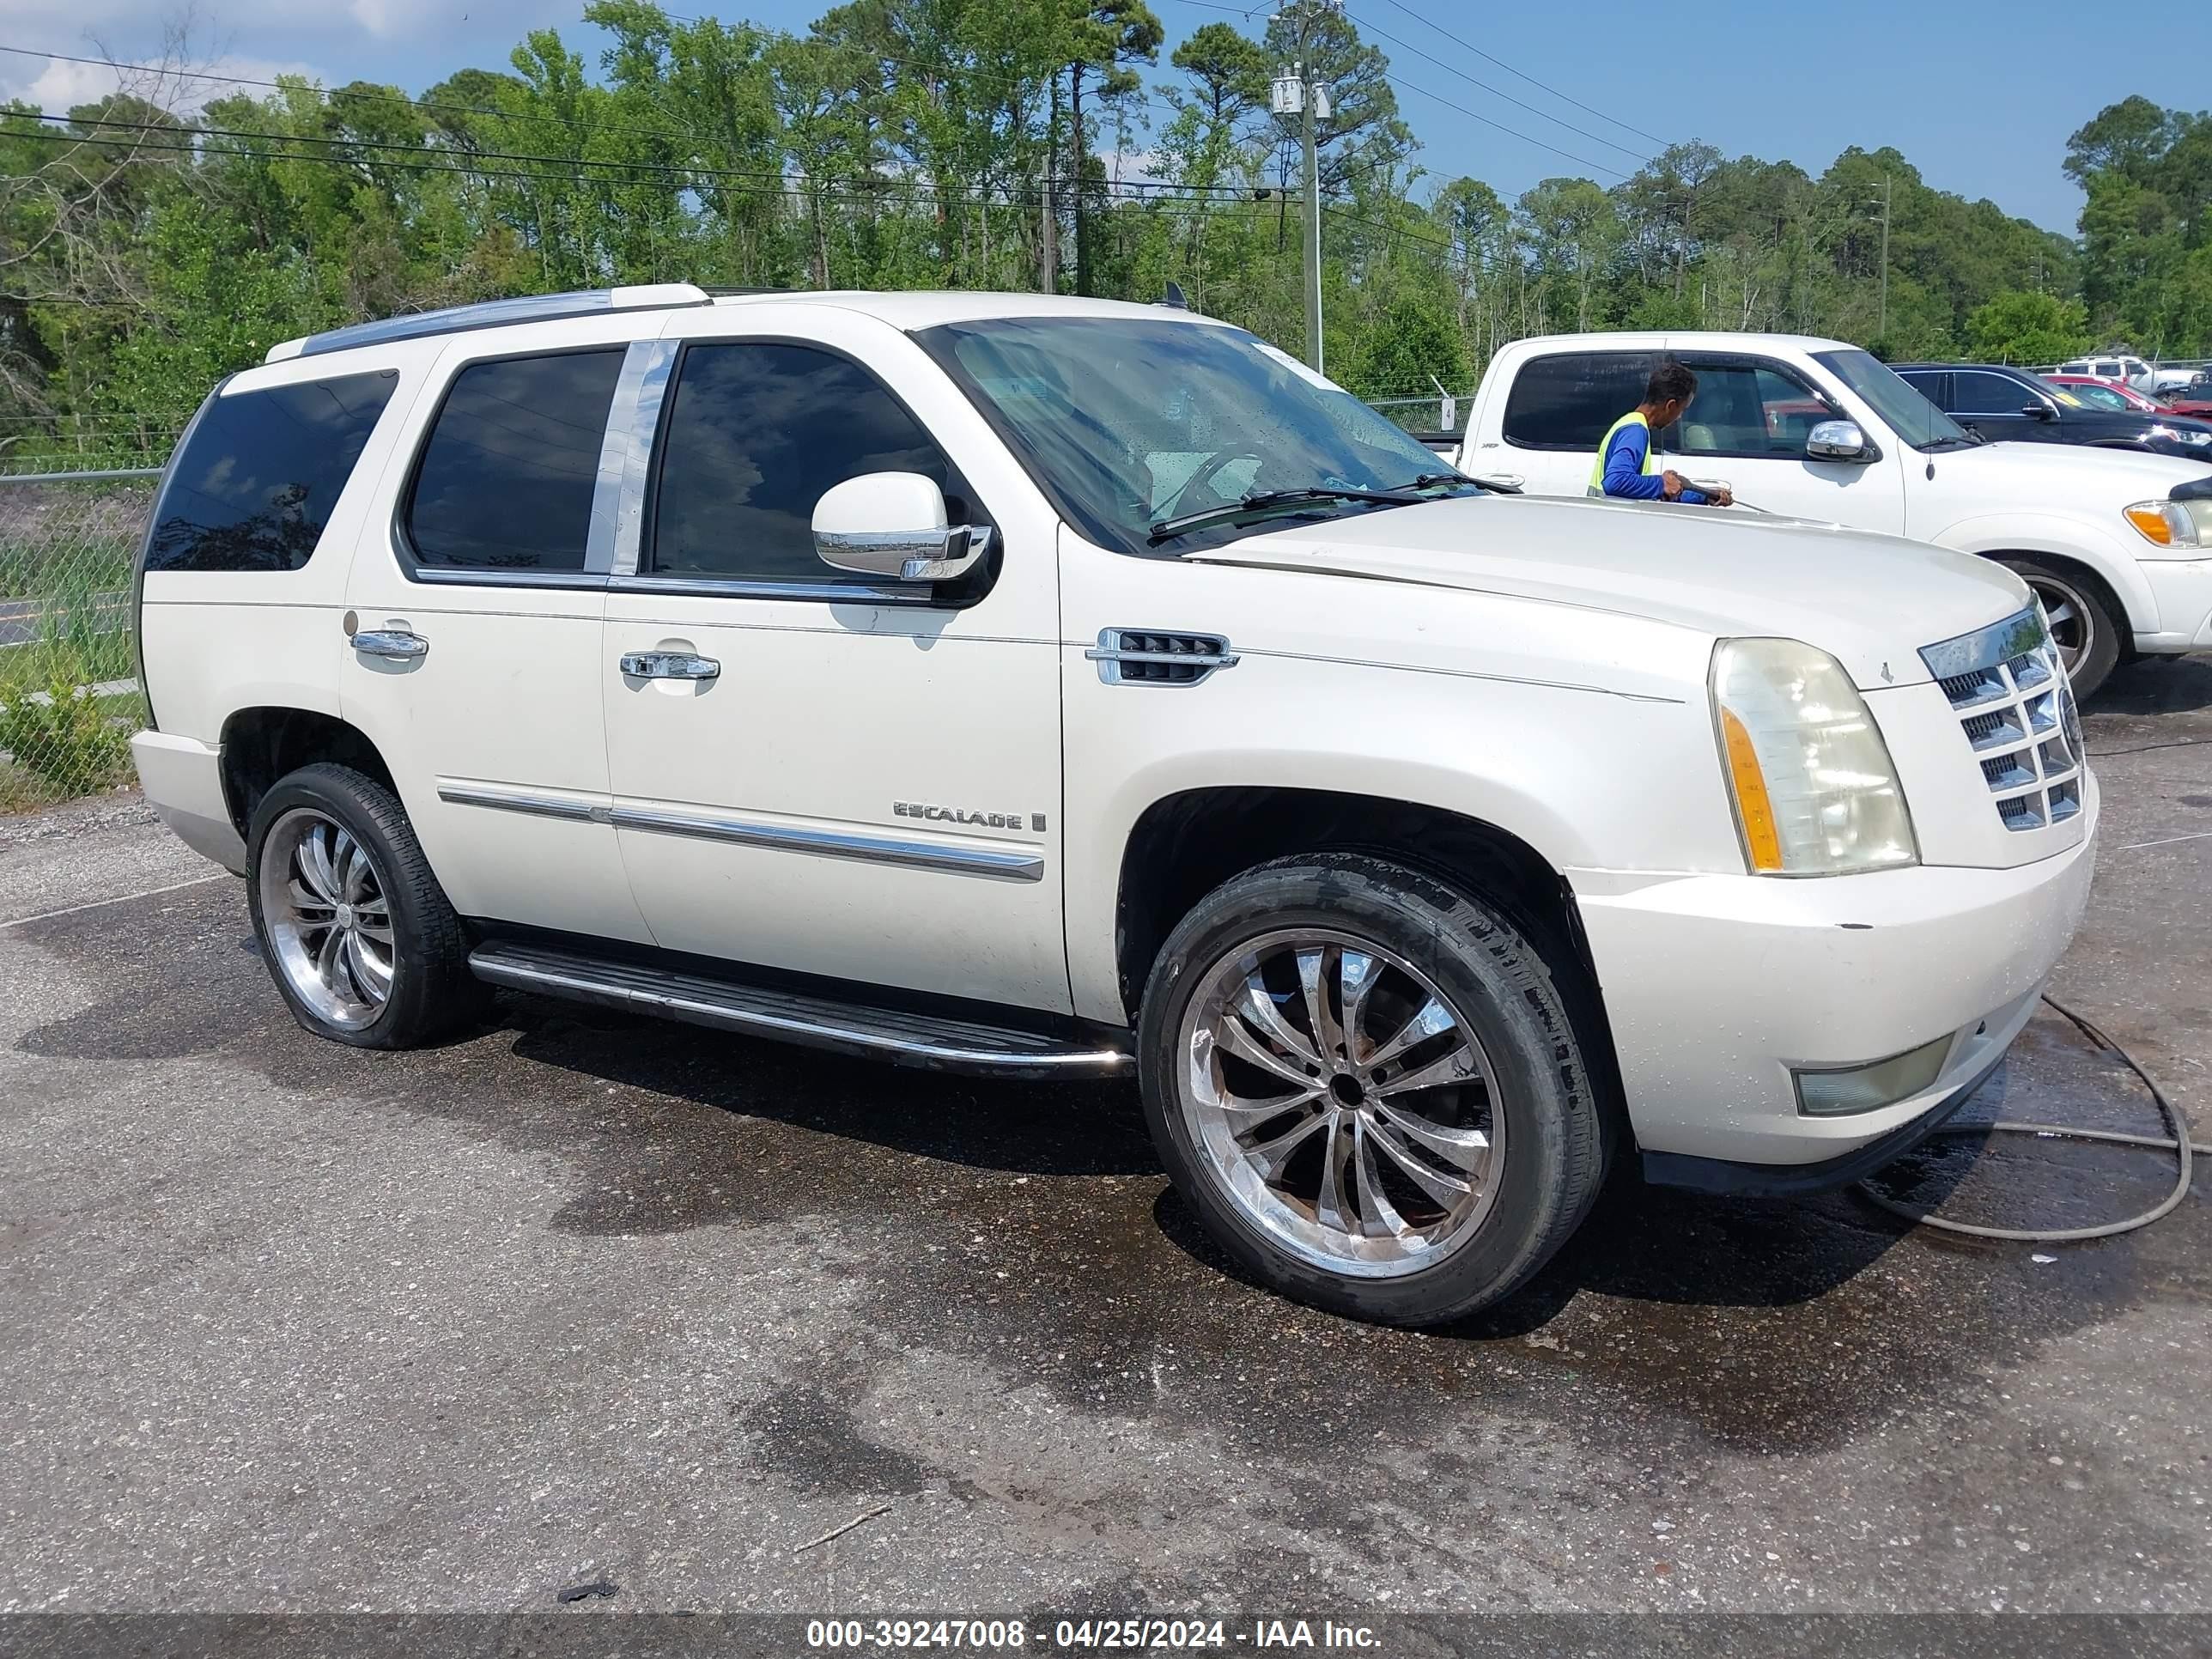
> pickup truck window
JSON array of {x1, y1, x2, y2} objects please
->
[
  {"x1": 647, "y1": 341, "x2": 977, "y2": 584},
  {"x1": 918, "y1": 317, "x2": 1450, "y2": 556},
  {"x1": 405, "y1": 349, "x2": 626, "y2": 571},
  {"x1": 1668, "y1": 362, "x2": 1838, "y2": 458},
  {"x1": 1500, "y1": 351, "x2": 1655, "y2": 451},
  {"x1": 1811, "y1": 348, "x2": 1974, "y2": 452},
  {"x1": 146, "y1": 370, "x2": 397, "y2": 573}
]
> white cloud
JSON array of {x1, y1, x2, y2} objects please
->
[{"x1": 1, "y1": 51, "x2": 328, "y2": 118}]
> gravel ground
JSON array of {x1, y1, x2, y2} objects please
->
[{"x1": 1, "y1": 659, "x2": 2208, "y2": 1630}]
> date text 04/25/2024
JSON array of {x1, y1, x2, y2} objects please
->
[{"x1": 804, "y1": 1619, "x2": 1382, "y2": 1650}]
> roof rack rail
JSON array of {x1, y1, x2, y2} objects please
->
[{"x1": 265, "y1": 283, "x2": 714, "y2": 364}]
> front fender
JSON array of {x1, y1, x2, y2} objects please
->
[
  {"x1": 1059, "y1": 647, "x2": 1739, "y2": 1024},
  {"x1": 1925, "y1": 511, "x2": 2153, "y2": 632}
]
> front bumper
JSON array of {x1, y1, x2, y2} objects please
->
[
  {"x1": 130, "y1": 730, "x2": 246, "y2": 874},
  {"x1": 1570, "y1": 772, "x2": 2098, "y2": 1170},
  {"x1": 2130, "y1": 556, "x2": 2212, "y2": 652}
]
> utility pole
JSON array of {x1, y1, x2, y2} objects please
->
[
  {"x1": 1273, "y1": 0, "x2": 1338, "y2": 371},
  {"x1": 1876, "y1": 173, "x2": 1892, "y2": 343}
]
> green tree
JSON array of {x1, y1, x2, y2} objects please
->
[
  {"x1": 1964, "y1": 289, "x2": 2092, "y2": 363},
  {"x1": 1346, "y1": 294, "x2": 1471, "y2": 398}
]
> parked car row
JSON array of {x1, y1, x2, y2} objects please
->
[
  {"x1": 1894, "y1": 362, "x2": 2212, "y2": 462},
  {"x1": 130, "y1": 290, "x2": 2127, "y2": 1327}
]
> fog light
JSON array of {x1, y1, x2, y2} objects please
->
[{"x1": 1793, "y1": 1032, "x2": 1954, "y2": 1117}]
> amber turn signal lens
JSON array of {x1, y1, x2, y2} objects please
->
[
  {"x1": 2124, "y1": 504, "x2": 2176, "y2": 545},
  {"x1": 1718, "y1": 706, "x2": 1784, "y2": 872}
]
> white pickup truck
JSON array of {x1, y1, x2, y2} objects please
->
[
  {"x1": 130, "y1": 289, "x2": 2094, "y2": 1326},
  {"x1": 1453, "y1": 331, "x2": 2212, "y2": 696}
]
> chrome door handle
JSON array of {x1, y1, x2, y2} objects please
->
[
  {"x1": 354, "y1": 629, "x2": 428, "y2": 661},
  {"x1": 620, "y1": 651, "x2": 720, "y2": 681}
]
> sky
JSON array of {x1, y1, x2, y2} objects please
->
[{"x1": 2, "y1": 0, "x2": 2201, "y2": 235}]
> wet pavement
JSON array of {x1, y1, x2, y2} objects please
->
[{"x1": 1, "y1": 660, "x2": 2209, "y2": 1617}]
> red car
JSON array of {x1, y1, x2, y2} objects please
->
[
  {"x1": 2044, "y1": 373, "x2": 2164, "y2": 412},
  {"x1": 2048, "y1": 372, "x2": 2212, "y2": 421}
]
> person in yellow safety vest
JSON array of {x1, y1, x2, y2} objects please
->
[{"x1": 1589, "y1": 358, "x2": 1735, "y2": 507}]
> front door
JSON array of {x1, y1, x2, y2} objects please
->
[
  {"x1": 1948, "y1": 368, "x2": 2052, "y2": 447},
  {"x1": 599, "y1": 307, "x2": 1070, "y2": 1013},
  {"x1": 1663, "y1": 353, "x2": 1909, "y2": 532}
]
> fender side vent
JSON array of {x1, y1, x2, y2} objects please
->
[{"x1": 1085, "y1": 628, "x2": 1239, "y2": 688}]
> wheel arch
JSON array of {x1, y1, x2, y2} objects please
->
[
  {"x1": 1112, "y1": 785, "x2": 1629, "y2": 1141},
  {"x1": 219, "y1": 707, "x2": 398, "y2": 839}
]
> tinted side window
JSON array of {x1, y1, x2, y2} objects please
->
[
  {"x1": 146, "y1": 372, "x2": 397, "y2": 573},
  {"x1": 1954, "y1": 371, "x2": 2033, "y2": 415},
  {"x1": 1895, "y1": 369, "x2": 1947, "y2": 410},
  {"x1": 406, "y1": 350, "x2": 624, "y2": 570},
  {"x1": 1500, "y1": 352, "x2": 1654, "y2": 450},
  {"x1": 1669, "y1": 363, "x2": 1838, "y2": 457},
  {"x1": 649, "y1": 342, "x2": 975, "y2": 583}
]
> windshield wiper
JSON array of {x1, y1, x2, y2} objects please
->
[
  {"x1": 1146, "y1": 485, "x2": 1419, "y2": 544},
  {"x1": 1383, "y1": 471, "x2": 1511, "y2": 495}
]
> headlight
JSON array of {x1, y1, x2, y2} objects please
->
[
  {"x1": 2124, "y1": 499, "x2": 2212, "y2": 548},
  {"x1": 1710, "y1": 638, "x2": 1919, "y2": 877}
]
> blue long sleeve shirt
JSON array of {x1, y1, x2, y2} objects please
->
[{"x1": 1601, "y1": 418, "x2": 1708, "y2": 504}]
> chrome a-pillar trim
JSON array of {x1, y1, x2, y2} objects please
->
[
  {"x1": 610, "y1": 804, "x2": 1046, "y2": 883},
  {"x1": 599, "y1": 338, "x2": 678, "y2": 579}
]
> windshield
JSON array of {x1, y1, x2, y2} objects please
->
[
  {"x1": 2066, "y1": 382, "x2": 2133, "y2": 411},
  {"x1": 1812, "y1": 348, "x2": 1973, "y2": 451},
  {"x1": 916, "y1": 316, "x2": 1468, "y2": 555}
]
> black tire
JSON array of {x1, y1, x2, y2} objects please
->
[
  {"x1": 245, "y1": 763, "x2": 487, "y2": 1049},
  {"x1": 1997, "y1": 556, "x2": 2122, "y2": 698},
  {"x1": 1136, "y1": 852, "x2": 1609, "y2": 1327}
]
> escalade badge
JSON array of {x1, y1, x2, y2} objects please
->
[{"x1": 895, "y1": 801, "x2": 1047, "y2": 834}]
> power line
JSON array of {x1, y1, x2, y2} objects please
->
[
  {"x1": 0, "y1": 107, "x2": 1273, "y2": 205},
  {"x1": 1343, "y1": 8, "x2": 1651, "y2": 165},
  {"x1": 5, "y1": 114, "x2": 1275, "y2": 210},
  {"x1": 1172, "y1": 0, "x2": 1630, "y2": 180},
  {"x1": 1370, "y1": 0, "x2": 1671, "y2": 149}
]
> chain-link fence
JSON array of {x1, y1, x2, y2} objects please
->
[
  {"x1": 0, "y1": 467, "x2": 159, "y2": 811},
  {"x1": 1363, "y1": 392, "x2": 1474, "y2": 441}
]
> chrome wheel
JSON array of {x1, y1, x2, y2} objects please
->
[
  {"x1": 258, "y1": 808, "x2": 394, "y2": 1030},
  {"x1": 1177, "y1": 928, "x2": 1504, "y2": 1278},
  {"x1": 2027, "y1": 574, "x2": 2094, "y2": 679}
]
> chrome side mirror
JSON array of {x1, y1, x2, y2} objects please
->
[
  {"x1": 812, "y1": 471, "x2": 993, "y2": 583},
  {"x1": 1806, "y1": 419, "x2": 1871, "y2": 462}
]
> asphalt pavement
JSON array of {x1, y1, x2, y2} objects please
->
[{"x1": 1, "y1": 660, "x2": 2209, "y2": 1624}]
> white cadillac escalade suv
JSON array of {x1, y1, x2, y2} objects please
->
[{"x1": 129, "y1": 286, "x2": 2097, "y2": 1326}]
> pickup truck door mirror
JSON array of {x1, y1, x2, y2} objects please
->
[
  {"x1": 1805, "y1": 419, "x2": 1875, "y2": 463},
  {"x1": 812, "y1": 471, "x2": 994, "y2": 583}
]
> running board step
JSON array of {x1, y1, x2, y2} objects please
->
[{"x1": 468, "y1": 942, "x2": 1132, "y2": 1079}]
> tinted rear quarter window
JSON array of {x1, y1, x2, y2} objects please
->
[
  {"x1": 146, "y1": 371, "x2": 398, "y2": 573},
  {"x1": 406, "y1": 349, "x2": 625, "y2": 570},
  {"x1": 1501, "y1": 352, "x2": 1655, "y2": 450}
]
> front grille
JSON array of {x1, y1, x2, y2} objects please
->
[{"x1": 1922, "y1": 606, "x2": 2085, "y2": 834}]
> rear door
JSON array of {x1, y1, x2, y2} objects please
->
[
  {"x1": 339, "y1": 324, "x2": 652, "y2": 944},
  {"x1": 1662, "y1": 352, "x2": 1908, "y2": 532},
  {"x1": 1485, "y1": 349, "x2": 1655, "y2": 496}
]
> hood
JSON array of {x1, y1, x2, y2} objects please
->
[
  {"x1": 1936, "y1": 434, "x2": 2212, "y2": 494},
  {"x1": 1186, "y1": 493, "x2": 2029, "y2": 690}
]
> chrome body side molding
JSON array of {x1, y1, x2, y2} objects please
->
[
  {"x1": 468, "y1": 942, "x2": 1130, "y2": 1077},
  {"x1": 609, "y1": 804, "x2": 1045, "y2": 883},
  {"x1": 437, "y1": 781, "x2": 1044, "y2": 882}
]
